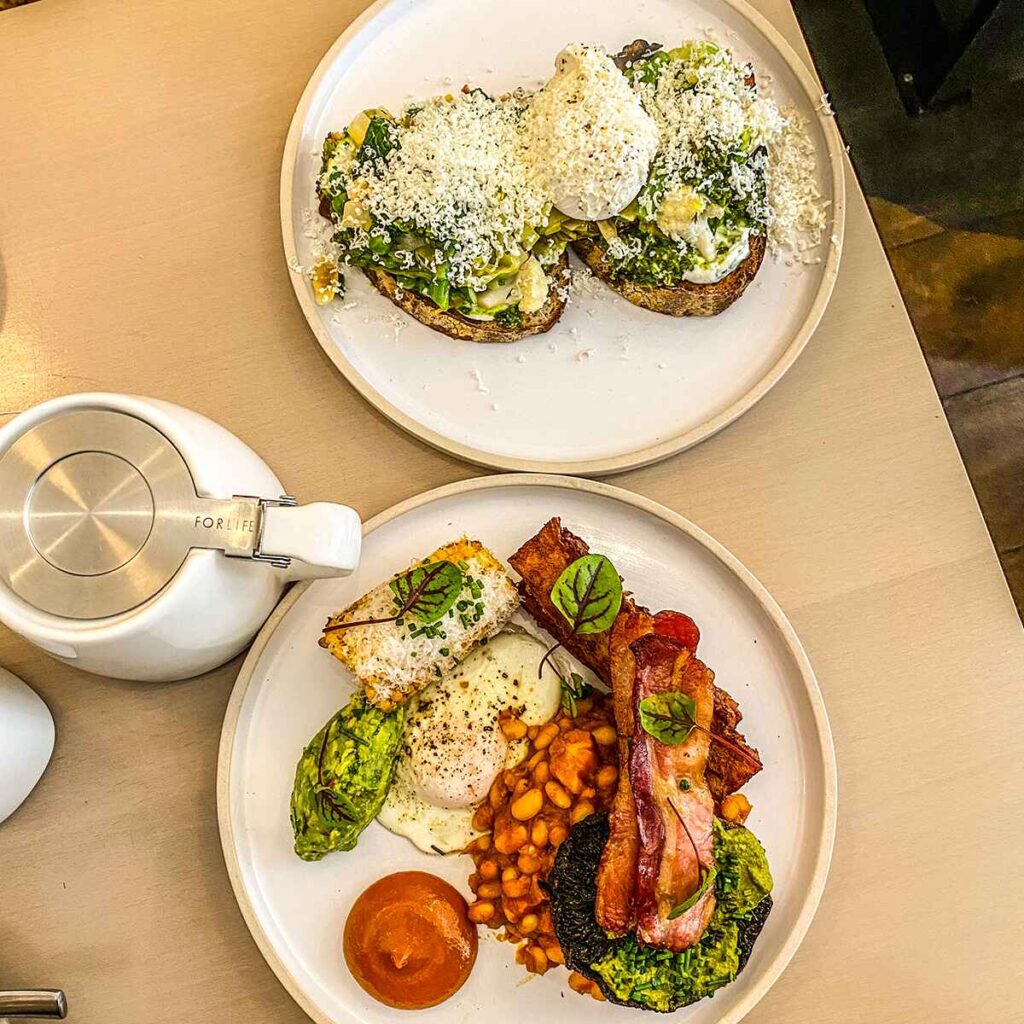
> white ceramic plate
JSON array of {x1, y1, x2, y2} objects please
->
[
  {"x1": 218, "y1": 475, "x2": 836, "y2": 1024},
  {"x1": 282, "y1": 0, "x2": 844, "y2": 476}
]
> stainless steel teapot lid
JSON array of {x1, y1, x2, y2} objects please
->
[{"x1": 0, "y1": 409, "x2": 292, "y2": 620}]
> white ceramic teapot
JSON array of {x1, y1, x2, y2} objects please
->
[{"x1": 0, "y1": 394, "x2": 361, "y2": 681}]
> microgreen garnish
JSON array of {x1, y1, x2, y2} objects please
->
[
  {"x1": 322, "y1": 560, "x2": 464, "y2": 635},
  {"x1": 539, "y1": 554, "x2": 623, "y2": 677},
  {"x1": 639, "y1": 692, "x2": 698, "y2": 745},
  {"x1": 551, "y1": 554, "x2": 623, "y2": 633},
  {"x1": 560, "y1": 671, "x2": 592, "y2": 716},
  {"x1": 638, "y1": 692, "x2": 761, "y2": 768},
  {"x1": 666, "y1": 798, "x2": 717, "y2": 919}
]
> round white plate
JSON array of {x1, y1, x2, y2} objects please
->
[
  {"x1": 282, "y1": 0, "x2": 845, "y2": 476},
  {"x1": 218, "y1": 475, "x2": 836, "y2": 1024}
]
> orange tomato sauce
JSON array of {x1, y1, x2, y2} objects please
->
[{"x1": 343, "y1": 871, "x2": 478, "y2": 1009}]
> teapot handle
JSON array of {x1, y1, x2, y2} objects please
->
[{"x1": 258, "y1": 502, "x2": 362, "y2": 581}]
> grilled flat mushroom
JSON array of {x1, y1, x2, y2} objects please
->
[{"x1": 549, "y1": 814, "x2": 773, "y2": 1012}]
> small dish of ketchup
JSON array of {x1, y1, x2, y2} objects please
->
[{"x1": 343, "y1": 871, "x2": 478, "y2": 1009}]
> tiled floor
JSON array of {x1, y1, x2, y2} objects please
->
[{"x1": 794, "y1": 0, "x2": 1024, "y2": 621}]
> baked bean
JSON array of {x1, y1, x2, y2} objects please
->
[
  {"x1": 517, "y1": 851, "x2": 541, "y2": 874},
  {"x1": 568, "y1": 971, "x2": 591, "y2": 994},
  {"x1": 535, "y1": 723, "x2": 560, "y2": 749},
  {"x1": 494, "y1": 822, "x2": 528, "y2": 855},
  {"x1": 467, "y1": 834, "x2": 491, "y2": 853},
  {"x1": 468, "y1": 901, "x2": 495, "y2": 923},
  {"x1": 571, "y1": 800, "x2": 595, "y2": 824},
  {"x1": 467, "y1": 692, "x2": 619, "y2": 988},
  {"x1": 530, "y1": 818, "x2": 549, "y2": 848},
  {"x1": 568, "y1": 971, "x2": 605, "y2": 1001},
  {"x1": 488, "y1": 782, "x2": 506, "y2": 811},
  {"x1": 526, "y1": 945, "x2": 549, "y2": 973},
  {"x1": 511, "y1": 788, "x2": 543, "y2": 821},
  {"x1": 549, "y1": 823, "x2": 569, "y2": 847},
  {"x1": 502, "y1": 875, "x2": 531, "y2": 898},
  {"x1": 544, "y1": 780, "x2": 572, "y2": 809},
  {"x1": 500, "y1": 715, "x2": 527, "y2": 740},
  {"x1": 543, "y1": 942, "x2": 565, "y2": 965}
]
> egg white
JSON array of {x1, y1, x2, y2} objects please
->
[
  {"x1": 378, "y1": 629, "x2": 562, "y2": 853},
  {"x1": 525, "y1": 45, "x2": 659, "y2": 222}
]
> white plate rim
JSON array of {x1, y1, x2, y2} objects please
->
[
  {"x1": 217, "y1": 473, "x2": 838, "y2": 1024},
  {"x1": 280, "y1": 0, "x2": 847, "y2": 477}
]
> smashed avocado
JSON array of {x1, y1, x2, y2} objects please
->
[
  {"x1": 317, "y1": 98, "x2": 587, "y2": 321},
  {"x1": 289, "y1": 693, "x2": 405, "y2": 861},
  {"x1": 588, "y1": 819, "x2": 773, "y2": 1011}
]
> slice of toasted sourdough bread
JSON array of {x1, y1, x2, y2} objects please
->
[
  {"x1": 362, "y1": 252, "x2": 569, "y2": 343},
  {"x1": 571, "y1": 232, "x2": 766, "y2": 317}
]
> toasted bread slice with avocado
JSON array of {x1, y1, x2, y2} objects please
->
[
  {"x1": 593, "y1": 39, "x2": 766, "y2": 317},
  {"x1": 572, "y1": 233, "x2": 766, "y2": 317},
  {"x1": 362, "y1": 253, "x2": 570, "y2": 343}
]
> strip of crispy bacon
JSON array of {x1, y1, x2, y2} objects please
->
[
  {"x1": 508, "y1": 517, "x2": 634, "y2": 678},
  {"x1": 508, "y1": 518, "x2": 762, "y2": 803},
  {"x1": 594, "y1": 608, "x2": 652, "y2": 935},
  {"x1": 631, "y1": 633, "x2": 717, "y2": 951}
]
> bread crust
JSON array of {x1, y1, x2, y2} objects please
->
[
  {"x1": 363, "y1": 252, "x2": 569, "y2": 342},
  {"x1": 571, "y1": 232, "x2": 766, "y2": 317}
]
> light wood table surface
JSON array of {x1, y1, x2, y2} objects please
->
[{"x1": 1, "y1": 1, "x2": 1022, "y2": 1022}]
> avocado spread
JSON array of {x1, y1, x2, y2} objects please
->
[
  {"x1": 589, "y1": 819, "x2": 773, "y2": 1011},
  {"x1": 317, "y1": 93, "x2": 587, "y2": 321},
  {"x1": 290, "y1": 693, "x2": 405, "y2": 861}
]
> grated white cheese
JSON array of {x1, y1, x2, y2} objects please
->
[
  {"x1": 633, "y1": 46, "x2": 786, "y2": 228},
  {"x1": 764, "y1": 107, "x2": 828, "y2": 254},
  {"x1": 349, "y1": 92, "x2": 551, "y2": 290},
  {"x1": 631, "y1": 43, "x2": 827, "y2": 261}
]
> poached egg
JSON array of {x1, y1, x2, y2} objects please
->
[
  {"x1": 378, "y1": 629, "x2": 561, "y2": 853},
  {"x1": 525, "y1": 45, "x2": 659, "y2": 222}
]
